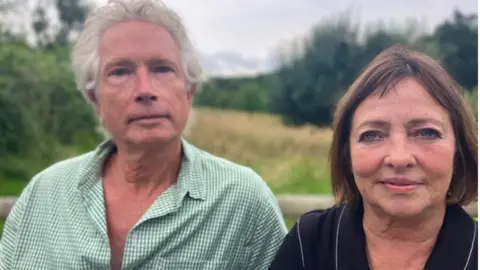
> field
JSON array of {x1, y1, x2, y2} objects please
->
[
  {"x1": 0, "y1": 108, "x2": 333, "y2": 235},
  {"x1": 185, "y1": 108, "x2": 333, "y2": 193}
]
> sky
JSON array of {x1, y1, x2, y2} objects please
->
[{"x1": 92, "y1": 0, "x2": 477, "y2": 76}]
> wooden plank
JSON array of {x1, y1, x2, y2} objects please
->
[{"x1": 0, "y1": 197, "x2": 17, "y2": 219}]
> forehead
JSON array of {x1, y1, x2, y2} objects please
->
[
  {"x1": 99, "y1": 19, "x2": 180, "y2": 65},
  {"x1": 352, "y1": 78, "x2": 451, "y2": 126}
]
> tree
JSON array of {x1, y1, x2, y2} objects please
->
[
  {"x1": 271, "y1": 15, "x2": 362, "y2": 127},
  {"x1": 429, "y1": 10, "x2": 478, "y2": 90},
  {"x1": 2, "y1": 0, "x2": 91, "y2": 48},
  {"x1": 0, "y1": 43, "x2": 101, "y2": 156},
  {"x1": 54, "y1": 0, "x2": 91, "y2": 45}
]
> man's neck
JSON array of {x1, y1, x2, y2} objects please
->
[{"x1": 104, "y1": 138, "x2": 183, "y2": 196}]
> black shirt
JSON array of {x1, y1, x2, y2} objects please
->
[{"x1": 269, "y1": 201, "x2": 477, "y2": 270}]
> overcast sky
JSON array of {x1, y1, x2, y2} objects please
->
[{"x1": 92, "y1": 0, "x2": 477, "y2": 76}]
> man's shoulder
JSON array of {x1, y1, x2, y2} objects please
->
[
  {"x1": 24, "y1": 150, "x2": 97, "y2": 194},
  {"x1": 9, "y1": 150, "x2": 99, "y2": 222},
  {"x1": 36, "y1": 151, "x2": 95, "y2": 180},
  {"x1": 190, "y1": 144, "x2": 277, "y2": 205}
]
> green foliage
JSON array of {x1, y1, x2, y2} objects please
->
[
  {"x1": 430, "y1": 11, "x2": 478, "y2": 90},
  {"x1": 0, "y1": 178, "x2": 28, "y2": 196},
  {"x1": 0, "y1": 93, "x2": 31, "y2": 156},
  {"x1": 269, "y1": 159, "x2": 331, "y2": 195},
  {"x1": 0, "y1": 219, "x2": 4, "y2": 237},
  {"x1": 272, "y1": 15, "x2": 361, "y2": 127},
  {"x1": 195, "y1": 74, "x2": 278, "y2": 113},
  {"x1": 54, "y1": 0, "x2": 91, "y2": 45},
  {"x1": 276, "y1": 9, "x2": 479, "y2": 127},
  {"x1": 0, "y1": 42, "x2": 102, "y2": 180}
]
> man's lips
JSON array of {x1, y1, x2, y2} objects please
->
[{"x1": 128, "y1": 114, "x2": 169, "y2": 123}]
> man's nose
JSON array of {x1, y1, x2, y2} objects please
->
[
  {"x1": 384, "y1": 135, "x2": 416, "y2": 170},
  {"x1": 134, "y1": 67, "x2": 158, "y2": 104}
]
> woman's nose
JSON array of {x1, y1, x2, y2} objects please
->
[{"x1": 384, "y1": 137, "x2": 416, "y2": 170}]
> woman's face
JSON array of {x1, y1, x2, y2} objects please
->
[{"x1": 349, "y1": 78, "x2": 456, "y2": 218}]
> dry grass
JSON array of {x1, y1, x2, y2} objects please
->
[{"x1": 185, "y1": 107, "x2": 333, "y2": 193}]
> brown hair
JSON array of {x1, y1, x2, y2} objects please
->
[{"x1": 329, "y1": 44, "x2": 477, "y2": 206}]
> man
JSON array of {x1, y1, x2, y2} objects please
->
[{"x1": 0, "y1": 0, "x2": 287, "y2": 269}]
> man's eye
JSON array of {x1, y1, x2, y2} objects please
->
[
  {"x1": 358, "y1": 131, "x2": 383, "y2": 142},
  {"x1": 152, "y1": 66, "x2": 173, "y2": 73},
  {"x1": 109, "y1": 68, "x2": 131, "y2": 77}
]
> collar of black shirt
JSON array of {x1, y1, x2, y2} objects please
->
[{"x1": 337, "y1": 200, "x2": 477, "y2": 270}]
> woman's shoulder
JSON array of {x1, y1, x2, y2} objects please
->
[
  {"x1": 296, "y1": 204, "x2": 348, "y2": 236},
  {"x1": 269, "y1": 205, "x2": 347, "y2": 269}
]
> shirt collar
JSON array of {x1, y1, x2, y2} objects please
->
[
  {"x1": 76, "y1": 137, "x2": 206, "y2": 201},
  {"x1": 337, "y1": 200, "x2": 477, "y2": 270},
  {"x1": 177, "y1": 138, "x2": 205, "y2": 201}
]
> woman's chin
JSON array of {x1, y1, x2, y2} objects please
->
[{"x1": 372, "y1": 199, "x2": 435, "y2": 219}]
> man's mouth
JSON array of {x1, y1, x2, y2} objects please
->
[{"x1": 128, "y1": 114, "x2": 169, "y2": 123}]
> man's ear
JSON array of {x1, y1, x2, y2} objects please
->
[
  {"x1": 87, "y1": 90, "x2": 100, "y2": 112},
  {"x1": 87, "y1": 90, "x2": 97, "y2": 103},
  {"x1": 187, "y1": 86, "x2": 195, "y2": 103}
]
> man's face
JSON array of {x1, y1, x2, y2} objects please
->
[{"x1": 91, "y1": 19, "x2": 193, "y2": 147}]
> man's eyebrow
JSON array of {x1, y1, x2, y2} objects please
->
[
  {"x1": 102, "y1": 58, "x2": 133, "y2": 72},
  {"x1": 102, "y1": 58, "x2": 179, "y2": 71},
  {"x1": 147, "y1": 58, "x2": 178, "y2": 68}
]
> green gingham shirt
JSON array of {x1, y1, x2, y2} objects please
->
[{"x1": 0, "y1": 139, "x2": 287, "y2": 269}]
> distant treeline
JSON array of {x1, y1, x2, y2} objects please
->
[
  {"x1": 0, "y1": 1, "x2": 477, "y2": 181},
  {"x1": 195, "y1": 11, "x2": 478, "y2": 127}
]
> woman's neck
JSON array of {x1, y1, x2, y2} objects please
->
[{"x1": 362, "y1": 202, "x2": 446, "y2": 269}]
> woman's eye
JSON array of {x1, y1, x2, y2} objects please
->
[
  {"x1": 359, "y1": 131, "x2": 383, "y2": 142},
  {"x1": 415, "y1": 128, "x2": 441, "y2": 139}
]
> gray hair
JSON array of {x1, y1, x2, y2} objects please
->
[{"x1": 71, "y1": 0, "x2": 204, "y2": 101}]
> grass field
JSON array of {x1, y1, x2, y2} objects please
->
[
  {"x1": 185, "y1": 108, "x2": 333, "y2": 193},
  {"x1": 0, "y1": 108, "x2": 333, "y2": 235}
]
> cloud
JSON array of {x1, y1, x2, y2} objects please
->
[
  {"x1": 92, "y1": 0, "x2": 477, "y2": 76},
  {"x1": 199, "y1": 52, "x2": 273, "y2": 77}
]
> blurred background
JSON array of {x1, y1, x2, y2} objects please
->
[{"x1": 0, "y1": 0, "x2": 477, "y2": 232}]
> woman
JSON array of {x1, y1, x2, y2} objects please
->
[{"x1": 269, "y1": 45, "x2": 477, "y2": 270}]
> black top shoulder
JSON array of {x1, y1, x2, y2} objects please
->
[
  {"x1": 269, "y1": 205, "x2": 347, "y2": 270},
  {"x1": 269, "y1": 203, "x2": 477, "y2": 270}
]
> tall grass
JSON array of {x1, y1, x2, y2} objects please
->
[{"x1": 185, "y1": 108, "x2": 332, "y2": 193}]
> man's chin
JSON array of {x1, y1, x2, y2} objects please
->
[{"x1": 122, "y1": 132, "x2": 178, "y2": 147}]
